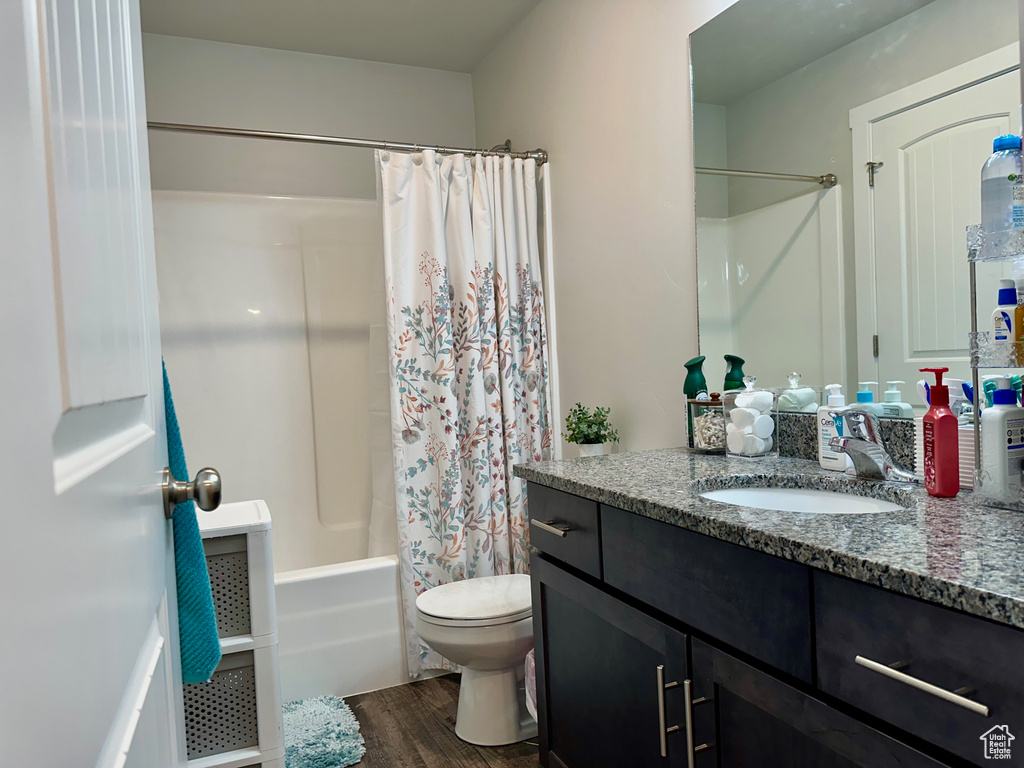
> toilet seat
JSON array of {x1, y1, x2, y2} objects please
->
[{"x1": 416, "y1": 574, "x2": 531, "y2": 627}]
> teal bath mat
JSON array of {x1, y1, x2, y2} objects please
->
[{"x1": 283, "y1": 696, "x2": 366, "y2": 768}]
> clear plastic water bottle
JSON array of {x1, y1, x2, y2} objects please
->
[{"x1": 981, "y1": 134, "x2": 1024, "y2": 234}]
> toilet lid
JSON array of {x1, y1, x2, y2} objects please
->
[{"x1": 416, "y1": 574, "x2": 531, "y2": 621}]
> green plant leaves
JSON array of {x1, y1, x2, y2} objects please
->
[{"x1": 562, "y1": 402, "x2": 619, "y2": 444}]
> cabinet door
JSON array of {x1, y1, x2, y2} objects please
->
[
  {"x1": 692, "y1": 638, "x2": 949, "y2": 768},
  {"x1": 532, "y1": 554, "x2": 699, "y2": 768}
]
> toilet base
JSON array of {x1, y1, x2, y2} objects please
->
[{"x1": 455, "y1": 666, "x2": 538, "y2": 746}]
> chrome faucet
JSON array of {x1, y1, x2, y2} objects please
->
[{"x1": 829, "y1": 408, "x2": 918, "y2": 483}]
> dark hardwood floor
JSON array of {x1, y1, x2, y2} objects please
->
[{"x1": 348, "y1": 674, "x2": 540, "y2": 767}]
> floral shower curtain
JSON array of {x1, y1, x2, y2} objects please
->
[{"x1": 377, "y1": 149, "x2": 552, "y2": 675}]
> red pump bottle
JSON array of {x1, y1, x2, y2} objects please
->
[{"x1": 920, "y1": 367, "x2": 959, "y2": 497}]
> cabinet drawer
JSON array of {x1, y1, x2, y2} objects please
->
[
  {"x1": 695, "y1": 637, "x2": 946, "y2": 768},
  {"x1": 816, "y1": 572, "x2": 1024, "y2": 766},
  {"x1": 602, "y1": 506, "x2": 812, "y2": 682},
  {"x1": 527, "y1": 483, "x2": 601, "y2": 579}
]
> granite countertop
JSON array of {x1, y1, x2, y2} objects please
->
[{"x1": 514, "y1": 449, "x2": 1024, "y2": 630}]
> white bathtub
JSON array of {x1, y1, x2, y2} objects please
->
[{"x1": 275, "y1": 555, "x2": 409, "y2": 702}]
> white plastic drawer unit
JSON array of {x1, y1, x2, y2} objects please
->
[
  {"x1": 184, "y1": 651, "x2": 260, "y2": 758},
  {"x1": 188, "y1": 500, "x2": 285, "y2": 768}
]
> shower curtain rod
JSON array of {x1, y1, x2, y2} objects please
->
[
  {"x1": 696, "y1": 166, "x2": 837, "y2": 188},
  {"x1": 148, "y1": 121, "x2": 549, "y2": 164}
]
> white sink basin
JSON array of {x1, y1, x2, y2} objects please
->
[{"x1": 700, "y1": 487, "x2": 903, "y2": 514}]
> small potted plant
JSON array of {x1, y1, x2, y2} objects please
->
[{"x1": 563, "y1": 402, "x2": 620, "y2": 457}]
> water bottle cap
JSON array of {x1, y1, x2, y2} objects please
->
[{"x1": 994, "y1": 134, "x2": 1022, "y2": 152}]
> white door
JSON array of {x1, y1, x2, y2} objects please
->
[
  {"x1": 2, "y1": 1, "x2": 183, "y2": 767},
  {"x1": 853, "y1": 47, "x2": 1021, "y2": 395}
]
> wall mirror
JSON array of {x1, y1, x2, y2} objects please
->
[{"x1": 691, "y1": 0, "x2": 1020, "y2": 413}]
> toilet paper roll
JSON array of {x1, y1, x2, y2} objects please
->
[
  {"x1": 727, "y1": 430, "x2": 747, "y2": 454},
  {"x1": 730, "y1": 407, "x2": 759, "y2": 429},
  {"x1": 752, "y1": 414, "x2": 775, "y2": 439}
]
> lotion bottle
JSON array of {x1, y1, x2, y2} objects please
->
[
  {"x1": 993, "y1": 278, "x2": 1017, "y2": 343},
  {"x1": 855, "y1": 382, "x2": 885, "y2": 417},
  {"x1": 880, "y1": 381, "x2": 914, "y2": 419},
  {"x1": 818, "y1": 384, "x2": 851, "y2": 471},
  {"x1": 980, "y1": 376, "x2": 1024, "y2": 500},
  {"x1": 920, "y1": 367, "x2": 959, "y2": 497}
]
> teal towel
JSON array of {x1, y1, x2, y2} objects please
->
[{"x1": 164, "y1": 361, "x2": 222, "y2": 683}]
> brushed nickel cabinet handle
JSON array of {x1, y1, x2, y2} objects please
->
[
  {"x1": 855, "y1": 655, "x2": 990, "y2": 717},
  {"x1": 683, "y1": 680, "x2": 711, "y2": 767},
  {"x1": 657, "y1": 665, "x2": 680, "y2": 757},
  {"x1": 531, "y1": 519, "x2": 571, "y2": 537}
]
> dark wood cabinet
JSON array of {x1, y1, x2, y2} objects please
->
[
  {"x1": 816, "y1": 572, "x2": 1024, "y2": 766},
  {"x1": 532, "y1": 554, "x2": 697, "y2": 768},
  {"x1": 602, "y1": 504, "x2": 813, "y2": 682},
  {"x1": 525, "y1": 480, "x2": 1024, "y2": 768},
  {"x1": 693, "y1": 637, "x2": 947, "y2": 768}
]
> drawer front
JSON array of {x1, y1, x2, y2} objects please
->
[
  {"x1": 527, "y1": 483, "x2": 601, "y2": 579},
  {"x1": 816, "y1": 572, "x2": 1024, "y2": 766},
  {"x1": 602, "y1": 506, "x2": 813, "y2": 682},
  {"x1": 699, "y1": 637, "x2": 946, "y2": 768}
]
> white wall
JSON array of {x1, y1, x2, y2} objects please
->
[
  {"x1": 142, "y1": 34, "x2": 477, "y2": 199},
  {"x1": 472, "y1": 0, "x2": 738, "y2": 453}
]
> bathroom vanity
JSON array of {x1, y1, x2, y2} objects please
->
[{"x1": 517, "y1": 450, "x2": 1024, "y2": 767}]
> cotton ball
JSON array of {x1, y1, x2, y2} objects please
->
[
  {"x1": 727, "y1": 430, "x2": 747, "y2": 454},
  {"x1": 730, "y1": 407, "x2": 759, "y2": 429},
  {"x1": 735, "y1": 392, "x2": 756, "y2": 409},
  {"x1": 743, "y1": 434, "x2": 767, "y2": 455},
  {"x1": 749, "y1": 391, "x2": 774, "y2": 413},
  {"x1": 726, "y1": 422, "x2": 739, "y2": 435},
  {"x1": 752, "y1": 414, "x2": 775, "y2": 439}
]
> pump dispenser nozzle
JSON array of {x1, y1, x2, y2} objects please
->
[
  {"x1": 824, "y1": 383, "x2": 845, "y2": 407},
  {"x1": 857, "y1": 381, "x2": 879, "y2": 403},
  {"x1": 920, "y1": 367, "x2": 950, "y2": 407}
]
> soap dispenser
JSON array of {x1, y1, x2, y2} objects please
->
[
  {"x1": 855, "y1": 382, "x2": 885, "y2": 417},
  {"x1": 920, "y1": 367, "x2": 959, "y2": 498},
  {"x1": 817, "y1": 384, "x2": 851, "y2": 471},
  {"x1": 880, "y1": 381, "x2": 914, "y2": 418}
]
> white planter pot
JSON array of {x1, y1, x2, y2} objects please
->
[{"x1": 577, "y1": 443, "x2": 611, "y2": 457}]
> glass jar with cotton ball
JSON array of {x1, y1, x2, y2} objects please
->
[{"x1": 724, "y1": 376, "x2": 778, "y2": 458}]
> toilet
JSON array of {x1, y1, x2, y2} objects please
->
[{"x1": 415, "y1": 573, "x2": 538, "y2": 746}]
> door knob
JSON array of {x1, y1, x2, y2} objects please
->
[{"x1": 163, "y1": 467, "x2": 222, "y2": 518}]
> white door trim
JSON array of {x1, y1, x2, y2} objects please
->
[{"x1": 851, "y1": 44, "x2": 1020, "y2": 384}]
